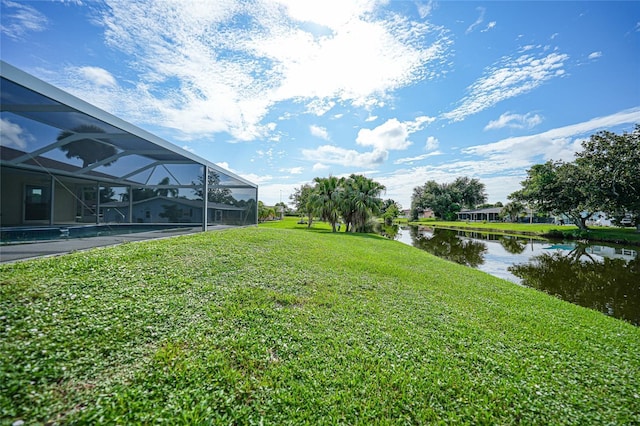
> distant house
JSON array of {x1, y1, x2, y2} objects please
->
[
  {"x1": 101, "y1": 196, "x2": 248, "y2": 225},
  {"x1": 400, "y1": 209, "x2": 434, "y2": 219},
  {"x1": 457, "y1": 207, "x2": 502, "y2": 222}
]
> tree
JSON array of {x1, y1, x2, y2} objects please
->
[
  {"x1": 290, "y1": 184, "x2": 315, "y2": 228},
  {"x1": 257, "y1": 201, "x2": 275, "y2": 222},
  {"x1": 450, "y1": 177, "x2": 487, "y2": 209},
  {"x1": 381, "y1": 199, "x2": 401, "y2": 225},
  {"x1": 274, "y1": 202, "x2": 290, "y2": 218},
  {"x1": 192, "y1": 169, "x2": 235, "y2": 204},
  {"x1": 410, "y1": 184, "x2": 426, "y2": 220},
  {"x1": 99, "y1": 186, "x2": 116, "y2": 204},
  {"x1": 310, "y1": 176, "x2": 342, "y2": 232},
  {"x1": 128, "y1": 187, "x2": 155, "y2": 202},
  {"x1": 575, "y1": 125, "x2": 640, "y2": 230},
  {"x1": 159, "y1": 204, "x2": 182, "y2": 222},
  {"x1": 58, "y1": 125, "x2": 118, "y2": 168},
  {"x1": 509, "y1": 160, "x2": 596, "y2": 230},
  {"x1": 412, "y1": 180, "x2": 445, "y2": 219},
  {"x1": 340, "y1": 174, "x2": 385, "y2": 232},
  {"x1": 411, "y1": 178, "x2": 486, "y2": 220},
  {"x1": 155, "y1": 177, "x2": 179, "y2": 198},
  {"x1": 500, "y1": 201, "x2": 525, "y2": 223}
]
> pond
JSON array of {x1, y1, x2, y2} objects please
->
[{"x1": 384, "y1": 224, "x2": 640, "y2": 326}]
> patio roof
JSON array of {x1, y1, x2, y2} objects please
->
[
  {"x1": 0, "y1": 60, "x2": 256, "y2": 190},
  {"x1": 458, "y1": 207, "x2": 503, "y2": 215}
]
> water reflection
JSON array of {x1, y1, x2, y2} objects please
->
[
  {"x1": 57, "y1": 125, "x2": 117, "y2": 168},
  {"x1": 509, "y1": 248, "x2": 640, "y2": 326},
  {"x1": 376, "y1": 223, "x2": 400, "y2": 240},
  {"x1": 396, "y1": 225, "x2": 639, "y2": 325},
  {"x1": 499, "y1": 236, "x2": 527, "y2": 254},
  {"x1": 410, "y1": 227, "x2": 487, "y2": 267}
]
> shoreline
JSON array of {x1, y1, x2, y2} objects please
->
[{"x1": 404, "y1": 221, "x2": 640, "y2": 246}]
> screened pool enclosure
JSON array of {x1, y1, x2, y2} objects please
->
[{"x1": 0, "y1": 61, "x2": 258, "y2": 236}]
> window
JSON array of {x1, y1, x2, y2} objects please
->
[{"x1": 25, "y1": 185, "x2": 50, "y2": 221}]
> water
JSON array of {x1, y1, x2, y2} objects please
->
[
  {"x1": 391, "y1": 225, "x2": 640, "y2": 325},
  {"x1": 1, "y1": 224, "x2": 196, "y2": 244}
]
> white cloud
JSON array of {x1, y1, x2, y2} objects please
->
[
  {"x1": 416, "y1": 0, "x2": 435, "y2": 19},
  {"x1": 215, "y1": 161, "x2": 232, "y2": 171},
  {"x1": 365, "y1": 115, "x2": 378, "y2": 122},
  {"x1": 280, "y1": 166, "x2": 303, "y2": 175},
  {"x1": 302, "y1": 144, "x2": 388, "y2": 168},
  {"x1": 588, "y1": 51, "x2": 602, "y2": 60},
  {"x1": 310, "y1": 125, "x2": 330, "y2": 140},
  {"x1": 356, "y1": 115, "x2": 435, "y2": 151},
  {"x1": 255, "y1": 181, "x2": 302, "y2": 205},
  {"x1": 256, "y1": 148, "x2": 273, "y2": 159},
  {"x1": 443, "y1": 50, "x2": 568, "y2": 122},
  {"x1": 393, "y1": 151, "x2": 442, "y2": 165},
  {"x1": 383, "y1": 107, "x2": 640, "y2": 208},
  {"x1": 263, "y1": 12, "x2": 451, "y2": 108},
  {"x1": 464, "y1": 107, "x2": 640, "y2": 163},
  {"x1": 276, "y1": 0, "x2": 377, "y2": 30},
  {"x1": 466, "y1": 7, "x2": 485, "y2": 34},
  {"x1": 481, "y1": 21, "x2": 496, "y2": 32},
  {"x1": 239, "y1": 173, "x2": 274, "y2": 185},
  {"x1": 357, "y1": 118, "x2": 411, "y2": 151},
  {"x1": 0, "y1": 0, "x2": 48, "y2": 40},
  {"x1": 484, "y1": 112, "x2": 543, "y2": 130},
  {"x1": 90, "y1": 0, "x2": 452, "y2": 141},
  {"x1": 425, "y1": 135, "x2": 439, "y2": 150},
  {"x1": 76, "y1": 66, "x2": 118, "y2": 88},
  {"x1": 0, "y1": 117, "x2": 33, "y2": 149},
  {"x1": 313, "y1": 162, "x2": 329, "y2": 171}
]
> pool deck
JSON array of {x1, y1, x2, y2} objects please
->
[{"x1": 0, "y1": 226, "x2": 225, "y2": 264}]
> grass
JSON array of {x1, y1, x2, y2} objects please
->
[
  {"x1": 406, "y1": 220, "x2": 640, "y2": 245},
  {"x1": 1, "y1": 218, "x2": 639, "y2": 424}
]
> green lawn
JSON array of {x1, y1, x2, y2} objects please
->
[{"x1": 1, "y1": 221, "x2": 639, "y2": 424}]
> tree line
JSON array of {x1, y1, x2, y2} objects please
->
[
  {"x1": 290, "y1": 174, "x2": 401, "y2": 232},
  {"x1": 509, "y1": 125, "x2": 639, "y2": 230},
  {"x1": 410, "y1": 125, "x2": 639, "y2": 230},
  {"x1": 410, "y1": 177, "x2": 487, "y2": 221}
]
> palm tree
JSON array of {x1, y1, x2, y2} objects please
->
[
  {"x1": 154, "y1": 177, "x2": 179, "y2": 198},
  {"x1": 310, "y1": 176, "x2": 342, "y2": 232},
  {"x1": 501, "y1": 201, "x2": 525, "y2": 223},
  {"x1": 341, "y1": 174, "x2": 385, "y2": 232}
]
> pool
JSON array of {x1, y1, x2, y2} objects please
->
[{"x1": 0, "y1": 224, "x2": 198, "y2": 244}]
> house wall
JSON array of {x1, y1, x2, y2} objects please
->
[
  {"x1": 133, "y1": 198, "x2": 203, "y2": 224},
  {"x1": 1, "y1": 169, "x2": 23, "y2": 225},
  {"x1": 1, "y1": 168, "x2": 55, "y2": 226},
  {"x1": 2, "y1": 165, "x2": 255, "y2": 227},
  {"x1": 1, "y1": 168, "x2": 102, "y2": 226},
  {"x1": 53, "y1": 181, "x2": 77, "y2": 223},
  {"x1": 103, "y1": 206, "x2": 130, "y2": 223}
]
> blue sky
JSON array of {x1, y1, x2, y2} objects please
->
[{"x1": 2, "y1": 0, "x2": 639, "y2": 208}]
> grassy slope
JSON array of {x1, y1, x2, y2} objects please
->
[{"x1": 1, "y1": 222, "x2": 639, "y2": 424}]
